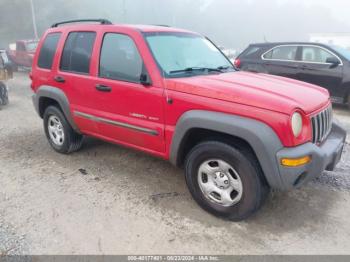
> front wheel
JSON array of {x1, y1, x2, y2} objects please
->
[
  {"x1": 185, "y1": 141, "x2": 269, "y2": 221},
  {"x1": 43, "y1": 105, "x2": 83, "y2": 154}
]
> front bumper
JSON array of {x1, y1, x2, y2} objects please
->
[{"x1": 276, "y1": 123, "x2": 346, "y2": 190}]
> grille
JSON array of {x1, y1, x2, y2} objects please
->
[{"x1": 311, "y1": 105, "x2": 333, "y2": 144}]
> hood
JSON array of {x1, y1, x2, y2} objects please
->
[{"x1": 166, "y1": 71, "x2": 330, "y2": 115}]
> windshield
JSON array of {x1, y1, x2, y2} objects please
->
[
  {"x1": 25, "y1": 41, "x2": 38, "y2": 52},
  {"x1": 331, "y1": 45, "x2": 350, "y2": 61},
  {"x1": 145, "y1": 32, "x2": 234, "y2": 78}
]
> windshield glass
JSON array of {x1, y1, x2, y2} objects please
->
[
  {"x1": 331, "y1": 45, "x2": 350, "y2": 61},
  {"x1": 25, "y1": 41, "x2": 38, "y2": 52},
  {"x1": 145, "y1": 32, "x2": 233, "y2": 78}
]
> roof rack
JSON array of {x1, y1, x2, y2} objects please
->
[{"x1": 51, "y1": 19, "x2": 112, "y2": 28}]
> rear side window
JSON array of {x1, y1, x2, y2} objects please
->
[
  {"x1": 263, "y1": 46, "x2": 298, "y2": 61},
  {"x1": 60, "y1": 32, "x2": 96, "y2": 74},
  {"x1": 241, "y1": 46, "x2": 261, "y2": 58},
  {"x1": 38, "y1": 33, "x2": 61, "y2": 69},
  {"x1": 99, "y1": 33, "x2": 143, "y2": 83}
]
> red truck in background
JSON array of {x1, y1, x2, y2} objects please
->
[{"x1": 7, "y1": 39, "x2": 38, "y2": 69}]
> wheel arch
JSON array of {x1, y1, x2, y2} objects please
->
[
  {"x1": 33, "y1": 85, "x2": 80, "y2": 133},
  {"x1": 169, "y1": 110, "x2": 284, "y2": 189}
]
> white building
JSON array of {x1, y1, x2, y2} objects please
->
[{"x1": 310, "y1": 33, "x2": 350, "y2": 50}]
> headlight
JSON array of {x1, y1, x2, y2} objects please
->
[{"x1": 291, "y1": 112, "x2": 303, "y2": 137}]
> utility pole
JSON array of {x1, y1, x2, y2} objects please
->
[
  {"x1": 122, "y1": 0, "x2": 126, "y2": 22},
  {"x1": 29, "y1": 0, "x2": 38, "y2": 39}
]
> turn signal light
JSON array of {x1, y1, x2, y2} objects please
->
[{"x1": 281, "y1": 156, "x2": 311, "y2": 167}]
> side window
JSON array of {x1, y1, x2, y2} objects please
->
[
  {"x1": 263, "y1": 46, "x2": 298, "y2": 61},
  {"x1": 301, "y1": 46, "x2": 338, "y2": 63},
  {"x1": 242, "y1": 46, "x2": 261, "y2": 58},
  {"x1": 38, "y1": 33, "x2": 61, "y2": 70},
  {"x1": 99, "y1": 33, "x2": 143, "y2": 83},
  {"x1": 60, "y1": 32, "x2": 96, "y2": 74}
]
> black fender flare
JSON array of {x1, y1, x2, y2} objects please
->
[
  {"x1": 32, "y1": 85, "x2": 80, "y2": 133},
  {"x1": 169, "y1": 110, "x2": 284, "y2": 189}
]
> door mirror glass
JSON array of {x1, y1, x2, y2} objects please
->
[
  {"x1": 326, "y1": 56, "x2": 340, "y2": 65},
  {"x1": 140, "y1": 73, "x2": 151, "y2": 86}
]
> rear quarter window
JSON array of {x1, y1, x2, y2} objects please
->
[
  {"x1": 37, "y1": 33, "x2": 61, "y2": 69},
  {"x1": 240, "y1": 46, "x2": 262, "y2": 58}
]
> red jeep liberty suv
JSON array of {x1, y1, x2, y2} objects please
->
[{"x1": 31, "y1": 19, "x2": 346, "y2": 221}]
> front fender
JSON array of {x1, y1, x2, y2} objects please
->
[{"x1": 169, "y1": 110, "x2": 284, "y2": 189}]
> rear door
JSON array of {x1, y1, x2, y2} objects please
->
[
  {"x1": 56, "y1": 31, "x2": 99, "y2": 134},
  {"x1": 261, "y1": 45, "x2": 299, "y2": 79},
  {"x1": 297, "y1": 45, "x2": 343, "y2": 97}
]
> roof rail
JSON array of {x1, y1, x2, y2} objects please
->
[{"x1": 51, "y1": 19, "x2": 112, "y2": 28}]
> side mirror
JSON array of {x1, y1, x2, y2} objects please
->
[
  {"x1": 140, "y1": 73, "x2": 151, "y2": 86},
  {"x1": 326, "y1": 57, "x2": 341, "y2": 66}
]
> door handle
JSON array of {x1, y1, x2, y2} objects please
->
[
  {"x1": 54, "y1": 75, "x2": 65, "y2": 83},
  {"x1": 300, "y1": 65, "x2": 309, "y2": 70},
  {"x1": 95, "y1": 84, "x2": 112, "y2": 92}
]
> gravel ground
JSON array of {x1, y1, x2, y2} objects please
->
[{"x1": 0, "y1": 72, "x2": 350, "y2": 255}]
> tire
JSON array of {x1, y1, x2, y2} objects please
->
[
  {"x1": 185, "y1": 141, "x2": 269, "y2": 221},
  {"x1": 43, "y1": 105, "x2": 83, "y2": 154}
]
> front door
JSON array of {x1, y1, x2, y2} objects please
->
[
  {"x1": 297, "y1": 45, "x2": 343, "y2": 98},
  {"x1": 90, "y1": 32, "x2": 165, "y2": 155}
]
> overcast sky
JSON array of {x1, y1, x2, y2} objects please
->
[
  {"x1": 277, "y1": 0, "x2": 349, "y2": 27},
  {"x1": 2, "y1": 0, "x2": 350, "y2": 50}
]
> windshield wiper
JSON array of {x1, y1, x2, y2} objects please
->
[
  {"x1": 169, "y1": 67, "x2": 224, "y2": 74},
  {"x1": 217, "y1": 65, "x2": 234, "y2": 71}
]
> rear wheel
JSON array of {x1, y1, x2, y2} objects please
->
[
  {"x1": 185, "y1": 141, "x2": 269, "y2": 221},
  {"x1": 43, "y1": 106, "x2": 83, "y2": 154}
]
